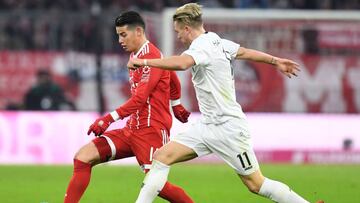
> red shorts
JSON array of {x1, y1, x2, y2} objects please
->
[{"x1": 92, "y1": 126, "x2": 169, "y2": 171}]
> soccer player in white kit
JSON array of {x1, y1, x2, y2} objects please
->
[{"x1": 128, "y1": 3, "x2": 323, "y2": 203}]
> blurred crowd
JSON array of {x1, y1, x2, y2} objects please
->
[
  {"x1": 0, "y1": 0, "x2": 359, "y2": 52},
  {"x1": 0, "y1": 8, "x2": 117, "y2": 52},
  {"x1": 1, "y1": 0, "x2": 359, "y2": 112}
]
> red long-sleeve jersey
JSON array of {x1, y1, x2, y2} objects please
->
[{"x1": 115, "y1": 41, "x2": 181, "y2": 131}]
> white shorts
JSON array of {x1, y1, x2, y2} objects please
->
[{"x1": 172, "y1": 117, "x2": 259, "y2": 175}]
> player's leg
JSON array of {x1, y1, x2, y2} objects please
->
[
  {"x1": 64, "y1": 129, "x2": 133, "y2": 203},
  {"x1": 239, "y1": 170, "x2": 310, "y2": 203},
  {"x1": 136, "y1": 141, "x2": 197, "y2": 203},
  {"x1": 144, "y1": 129, "x2": 195, "y2": 203},
  {"x1": 160, "y1": 182, "x2": 193, "y2": 203},
  {"x1": 131, "y1": 127, "x2": 197, "y2": 203},
  {"x1": 207, "y1": 117, "x2": 310, "y2": 203},
  {"x1": 64, "y1": 141, "x2": 101, "y2": 203},
  {"x1": 135, "y1": 122, "x2": 210, "y2": 203}
]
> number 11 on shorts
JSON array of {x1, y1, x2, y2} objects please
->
[{"x1": 237, "y1": 152, "x2": 253, "y2": 170}]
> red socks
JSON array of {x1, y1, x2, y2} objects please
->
[
  {"x1": 159, "y1": 182, "x2": 194, "y2": 203},
  {"x1": 64, "y1": 159, "x2": 92, "y2": 203},
  {"x1": 64, "y1": 159, "x2": 193, "y2": 203}
]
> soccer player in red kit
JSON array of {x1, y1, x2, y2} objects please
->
[{"x1": 63, "y1": 11, "x2": 193, "y2": 203}]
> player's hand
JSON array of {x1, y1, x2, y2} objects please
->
[
  {"x1": 87, "y1": 114, "x2": 114, "y2": 137},
  {"x1": 273, "y1": 57, "x2": 300, "y2": 78},
  {"x1": 127, "y1": 58, "x2": 144, "y2": 70},
  {"x1": 172, "y1": 104, "x2": 191, "y2": 123}
]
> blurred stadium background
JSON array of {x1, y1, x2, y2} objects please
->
[{"x1": 1, "y1": 0, "x2": 360, "y2": 202}]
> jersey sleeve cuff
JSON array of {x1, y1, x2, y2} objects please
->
[
  {"x1": 110, "y1": 110, "x2": 120, "y2": 121},
  {"x1": 171, "y1": 99, "x2": 181, "y2": 106}
]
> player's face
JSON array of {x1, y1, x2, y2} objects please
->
[
  {"x1": 116, "y1": 25, "x2": 138, "y2": 52},
  {"x1": 174, "y1": 21, "x2": 191, "y2": 47}
]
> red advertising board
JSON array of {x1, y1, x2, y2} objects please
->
[
  {"x1": 0, "y1": 52, "x2": 130, "y2": 111},
  {"x1": 1, "y1": 52, "x2": 360, "y2": 113}
]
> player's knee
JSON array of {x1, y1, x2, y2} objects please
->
[
  {"x1": 240, "y1": 170, "x2": 264, "y2": 194},
  {"x1": 74, "y1": 149, "x2": 86, "y2": 162},
  {"x1": 246, "y1": 183, "x2": 261, "y2": 194},
  {"x1": 74, "y1": 143, "x2": 100, "y2": 165},
  {"x1": 74, "y1": 149, "x2": 90, "y2": 164},
  {"x1": 152, "y1": 149, "x2": 165, "y2": 161},
  {"x1": 153, "y1": 149, "x2": 173, "y2": 165},
  {"x1": 242, "y1": 176, "x2": 262, "y2": 194}
]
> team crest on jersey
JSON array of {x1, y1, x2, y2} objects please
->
[
  {"x1": 141, "y1": 66, "x2": 150, "y2": 82},
  {"x1": 142, "y1": 66, "x2": 150, "y2": 74},
  {"x1": 212, "y1": 39, "x2": 220, "y2": 46}
]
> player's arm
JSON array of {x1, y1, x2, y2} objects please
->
[
  {"x1": 128, "y1": 55, "x2": 195, "y2": 71},
  {"x1": 87, "y1": 62, "x2": 162, "y2": 136},
  {"x1": 170, "y1": 71, "x2": 181, "y2": 102},
  {"x1": 235, "y1": 47, "x2": 300, "y2": 78},
  {"x1": 169, "y1": 71, "x2": 190, "y2": 123},
  {"x1": 114, "y1": 66, "x2": 163, "y2": 118}
]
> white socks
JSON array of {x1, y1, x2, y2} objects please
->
[
  {"x1": 135, "y1": 160, "x2": 170, "y2": 203},
  {"x1": 135, "y1": 161, "x2": 309, "y2": 203},
  {"x1": 259, "y1": 178, "x2": 309, "y2": 203}
]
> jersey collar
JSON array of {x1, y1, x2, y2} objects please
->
[{"x1": 133, "y1": 40, "x2": 149, "y2": 58}]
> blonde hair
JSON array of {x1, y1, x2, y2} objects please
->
[{"x1": 173, "y1": 3, "x2": 203, "y2": 28}]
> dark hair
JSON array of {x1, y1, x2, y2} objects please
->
[{"x1": 115, "y1": 11, "x2": 145, "y2": 30}]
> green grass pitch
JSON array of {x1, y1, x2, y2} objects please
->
[{"x1": 0, "y1": 163, "x2": 359, "y2": 203}]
